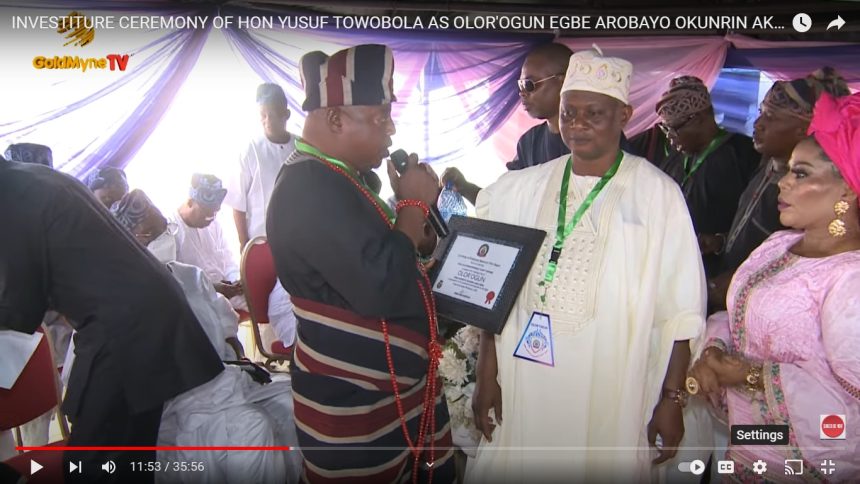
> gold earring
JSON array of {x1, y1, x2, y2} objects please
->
[{"x1": 828, "y1": 200, "x2": 850, "y2": 237}]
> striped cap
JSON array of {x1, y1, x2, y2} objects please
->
[{"x1": 300, "y1": 44, "x2": 396, "y2": 111}]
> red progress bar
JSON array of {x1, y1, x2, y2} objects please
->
[{"x1": 16, "y1": 446, "x2": 292, "y2": 451}]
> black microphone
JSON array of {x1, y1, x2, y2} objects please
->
[{"x1": 390, "y1": 149, "x2": 450, "y2": 239}]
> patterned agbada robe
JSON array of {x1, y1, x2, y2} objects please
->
[{"x1": 266, "y1": 151, "x2": 455, "y2": 483}]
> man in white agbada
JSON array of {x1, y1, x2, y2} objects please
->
[
  {"x1": 466, "y1": 46, "x2": 706, "y2": 482},
  {"x1": 225, "y1": 82, "x2": 298, "y2": 347},
  {"x1": 170, "y1": 173, "x2": 246, "y2": 311},
  {"x1": 106, "y1": 190, "x2": 302, "y2": 483}
]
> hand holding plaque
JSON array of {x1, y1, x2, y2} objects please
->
[{"x1": 430, "y1": 215, "x2": 545, "y2": 334}]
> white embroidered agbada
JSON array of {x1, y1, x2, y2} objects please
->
[
  {"x1": 169, "y1": 210, "x2": 247, "y2": 310},
  {"x1": 171, "y1": 211, "x2": 241, "y2": 285},
  {"x1": 465, "y1": 152, "x2": 706, "y2": 482}
]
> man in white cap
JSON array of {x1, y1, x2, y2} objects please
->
[
  {"x1": 169, "y1": 173, "x2": 246, "y2": 310},
  {"x1": 467, "y1": 46, "x2": 706, "y2": 481},
  {"x1": 224, "y1": 83, "x2": 298, "y2": 350}
]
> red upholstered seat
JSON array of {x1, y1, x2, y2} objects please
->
[
  {"x1": 240, "y1": 236, "x2": 293, "y2": 370},
  {"x1": 1, "y1": 326, "x2": 69, "y2": 481},
  {"x1": 0, "y1": 330, "x2": 57, "y2": 431},
  {"x1": 270, "y1": 340, "x2": 293, "y2": 357}
]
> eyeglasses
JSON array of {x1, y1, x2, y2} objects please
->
[
  {"x1": 517, "y1": 74, "x2": 563, "y2": 93},
  {"x1": 658, "y1": 113, "x2": 699, "y2": 136}
]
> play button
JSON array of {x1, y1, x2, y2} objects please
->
[
  {"x1": 30, "y1": 460, "x2": 43, "y2": 475},
  {"x1": 690, "y1": 459, "x2": 706, "y2": 475}
]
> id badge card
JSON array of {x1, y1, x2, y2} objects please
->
[{"x1": 513, "y1": 311, "x2": 555, "y2": 366}]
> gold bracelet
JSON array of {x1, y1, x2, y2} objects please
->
[{"x1": 745, "y1": 363, "x2": 764, "y2": 393}]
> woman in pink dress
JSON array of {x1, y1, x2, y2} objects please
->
[{"x1": 688, "y1": 91, "x2": 860, "y2": 482}]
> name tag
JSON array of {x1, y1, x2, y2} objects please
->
[{"x1": 513, "y1": 312, "x2": 555, "y2": 366}]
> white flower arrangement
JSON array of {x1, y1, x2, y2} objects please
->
[{"x1": 438, "y1": 325, "x2": 482, "y2": 456}]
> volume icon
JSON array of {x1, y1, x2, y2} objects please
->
[{"x1": 101, "y1": 461, "x2": 116, "y2": 474}]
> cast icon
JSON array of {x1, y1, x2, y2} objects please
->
[{"x1": 785, "y1": 459, "x2": 803, "y2": 475}]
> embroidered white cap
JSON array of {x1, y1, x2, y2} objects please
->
[{"x1": 561, "y1": 44, "x2": 633, "y2": 105}]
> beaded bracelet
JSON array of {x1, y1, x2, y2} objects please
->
[{"x1": 395, "y1": 199, "x2": 430, "y2": 218}]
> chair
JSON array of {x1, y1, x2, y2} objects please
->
[
  {"x1": 236, "y1": 309, "x2": 251, "y2": 323},
  {"x1": 240, "y1": 236, "x2": 293, "y2": 370},
  {"x1": 1, "y1": 326, "x2": 68, "y2": 482}
]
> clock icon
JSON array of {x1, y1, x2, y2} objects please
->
[{"x1": 793, "y1": 13, "x2": 812, "y2": 33}]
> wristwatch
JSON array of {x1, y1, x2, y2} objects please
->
[{"x1": 662, "y1": 387, "x2": 688, "y2": 408}]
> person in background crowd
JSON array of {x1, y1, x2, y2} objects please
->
[
  {"x1": 169, "y1": 173, "x2": 245, "y2": 309},
  {"x1": 443, "y1": 43, "x2": 572, "y2": 205},
  {"x1": 226, "y1": 82, "x2": 297, "y2": 250},
  {"x1": 708, "y1": 67, "x2": 850, "y2": 311},
  {"x1": 224, "y1": 82, "x2": 298, "y2": 347},
  {"x1": 110, "y1": 190, "x2": 302, "y2": 484},
  {"x1": 86, "y1": 166, "x2": 130, "y2": 208},
  {"x1": 4, "y1": 142, "x2": 53, "y2": 168},
  {"x1": 653, "y1": 76, "x2": 759, "y2": 278}
]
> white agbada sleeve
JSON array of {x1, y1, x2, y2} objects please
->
[
  {"x1": 159, "y1": 263, "x2": 287, "y2": 484},
  {"x1": 188, "y1": 264, "x2": 240, "y2": 357},
  {"x1": 651, "y1": 183, "x2": 707, "y2": 341},
  {"x1": 644, "y1": 183, "x2": 710, "y2": 482},
  {"x1": 224, "y1": 145, "x2": 253, "y2": 213},
  {"x1": 640, "y1": 179, "x2": 707, "y2": 433},
  {"x1": 213, "y1": 221, "x2": 241, "y2": 282},
  {"x1": 168, "y1": 262, "x2": 239, "y2": 359}
]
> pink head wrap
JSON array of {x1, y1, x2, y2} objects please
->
[{"x1": 808, "y1": 92, "x2": 860, "y2": 195}]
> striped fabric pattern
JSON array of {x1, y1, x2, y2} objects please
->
[
  {"x1": 290, "y1": 296, "x2": 454, "y2": 483},
  {"x1": 300, "y1": 44, "x2": 396, "y2": 111}
]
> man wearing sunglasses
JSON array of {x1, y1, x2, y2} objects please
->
[
  {"x1": 508, "y1": 43, "x2": 573, "y2": 171},
  {"x1": 444, "y1": 43, "x2": 633, "y2": 205},
  {"x1": 653, "y1": 76, "x2": 759, "y2": 278},
  {"x1": 442, "y1": 43, "x2": 572, "y2": 205}
]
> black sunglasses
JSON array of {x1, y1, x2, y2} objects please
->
[
  {"x1": 658, "y1": 112, "x2": 699, "y2": 136},
  {"x1": 517, "y1": 74, "x2": 563, "y2": 93}
]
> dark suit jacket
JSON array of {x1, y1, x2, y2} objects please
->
[{"x1": 0, "y1": 158, "x2": 222, "y2": 417}]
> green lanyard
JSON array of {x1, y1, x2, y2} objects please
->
[
  {"x1": 680, "y1": 129, "x2": 726, "y2": 185},
  {"x1": 540, "y1": 150, "x2": 623, "y2": 303},
  {"x1": 294, "y1": 139, "x2": 396, "y2": 223}
]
